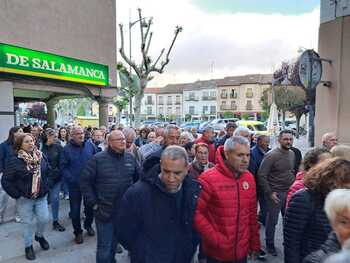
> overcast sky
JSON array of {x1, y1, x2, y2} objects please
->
[{"x1": 116, "y1": 0, "x2": 320, "y2": 86}]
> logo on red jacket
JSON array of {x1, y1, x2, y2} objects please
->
[{"x1": 242, "y1": 181, "x2": 250, "y2": 190}]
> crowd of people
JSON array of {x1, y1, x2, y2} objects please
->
[{"x1": 0, "y1": 122, "x2": 349, "y2": 263}]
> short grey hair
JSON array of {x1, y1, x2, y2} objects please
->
[
  {"x1": 203, "y1": 126, "x2": 214, "y2": 133},
  {"x1": 161, "y1": 145, "x2": 188, "y2": 165},
  {"x1": 224, "y1": 136, "x2": 250, "y2": 152},
  {"x1": 233, "y1": 126, "x2": 250, "y2": 137},
  {"x1": 324, "y1": 189, "x2": 350, "y2": 223},
  {"x1": 122, "y1": 127, "x2": 136, "y2": 139},
  {"x1": 163, "y1": 124, "x2": 179, "y2": 137},
  {"x1": 180, "y1": 131, "x2": 194, "y2": 142},
  {"x1": 71, "y1": 125, "x2": 83, "y2": 134}
]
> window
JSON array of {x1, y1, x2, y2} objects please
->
[
  {"x1": 175, "y1": 95, "x2": 180, "y2": 104},
  {"x1": 246, "y1": 88, "x2": 253, "y2": 98},
  {"x1": 188, "y1": 92, "x2": 196, "y2": 100},
  {"x1": 167, "y1": 96, "x2": 172, "y2": 105},
  {"x1": 158, "y1": 96, "x2": 164, "y2": 105},
  {"x1": 176, "y1": 107, "x2": 181, "y2": 115},
  {"x1": 221, "y1": 89, "x2": 227, "y2": 98},
  {"x1": 167, "y1": 107, "x2": 172, "y2": 115},
  {"x1": 246, "y1": 100, "x2": 253, "y2": 110},
  {"x1": 220, "y1": 101, "x2": 227, "y2": 111},
  {"x1": 231, "y1": 100, "x2": 237, "y2": 110},
  {"x1": 147, "y1": 96, "x2": 153, "y2": 105},
  {"x1": 230, "y1": 89, "x2": 237, "y2": 99},
  {"x1": 210, "y1": 91, "x2": 216, "y2": 98},
  {"x1": 210, "y1": 106, "x2": 216, "y2": 114},
  {"x1": 202, "y1": 106, "x2": 208, "y2": 114},
  {"x1": 202, "y1": 91, "x2": 209, "y2": 100},
  {"x1": 189, "y1": 106, "x2": 195, "y2": 115},
  {"x1": 147, "y1": 106, "x2": 152, "y2": 115},
  {"x1": 159, "y1": 107, "x2": 164, "y2": 114}
]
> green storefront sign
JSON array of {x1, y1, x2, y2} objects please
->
[{"x1": 0, "y1": 43, "x2": 109, "y2": 86}]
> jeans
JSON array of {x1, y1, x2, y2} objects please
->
[
  {"x1": 68, "y1": 184, "x2": 93, "y2": 234},
  {"x1": 0, "y1": 174, "x2": 9, "y2": 220},
  {"x1": 258, "y1": 192, "x2": 267, "y2": 225},
  {"x1": 265, "y1": 191, "x2": 287, "y2": 248},
  {"x1": 49, "y1": 181, "x2": 61, "y2": 222},
  {"x1": 96, "y1": 218, "x2": 117, "y2": 263},
  {"x1": 61, "y1": 178, "x2": 69, "y2": 197},
  {"x1": 17, "y1": 195, "x2": 49, "y2": 247},
  {"x1": 207, "y1": 257, "x2": 247, "y2": 263}
]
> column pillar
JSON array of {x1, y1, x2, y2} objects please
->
[
  {"x1": 0, "y1": 81, "x2": 15, "y2": 141},
  {"x1": 45, "y1": 99, "x2": 59, "y2": 128},
  {"x1": 97, "y1": 97, "x2": 112, "y2": 127}
]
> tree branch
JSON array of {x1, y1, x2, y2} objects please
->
[
  {"x1": 145, "y1": 32, "x2": 153, "y2": 55},
  {"x1": 150, "y1": 26, "x2": 183, "y2": 73},
  {"x1": 118, "y1": 23, "x2": 141, "y2": 78}
]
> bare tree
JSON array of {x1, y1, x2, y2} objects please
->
[{"x1": 119, "y1": 8, "x2": 182, "y2": 127}]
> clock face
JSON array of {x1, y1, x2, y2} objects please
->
[{"x1": 298, "y1": 50, "x2": 322, "y2": 89}]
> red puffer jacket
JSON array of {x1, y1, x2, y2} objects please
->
[
  {"x1": 286, "y1": 171, "x2": 305, "y2": 208},
  {"x1": 194, "y1": 146, "x2": 260, "y2": 262}
]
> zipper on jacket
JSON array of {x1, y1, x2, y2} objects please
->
[{"x1": 234, "y1": 180, "x2": 240, "y2": 261}]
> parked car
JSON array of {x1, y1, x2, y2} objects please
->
[
  {"x1": 180, "y1": 122, "x2": 201, "y2": 130},
  {"x1": 198, "y1": 121, "x2": 211, "y2": 134},
  {"x1": 210, "y1": 118, "x2": 239, "y2": 131},
  {"x1": 236, "y1": 120, "x2": 268, "y2": 135}
]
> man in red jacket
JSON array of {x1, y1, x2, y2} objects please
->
[
  {"x1": 194, "y1": 126, "x2": 216, "y2": 163},
  {"x1": 194, "y1": 136, "x2": 261, "y2": 263}
]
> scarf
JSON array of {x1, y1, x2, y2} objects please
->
[{"x1": 18, "y1": 149, "x2": 42, "y2": 198}]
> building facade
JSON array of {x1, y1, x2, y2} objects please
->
[
  {"x1": 183, "y1": 80, "x2": 217, "y2": 121},
  {"x1": 140, "y1": 88, "x2": 160, "y2": 120},
  {"x1": 156, "y1": 84, "x2": 183, "y2": 121},
  {"x1": 216, "y1": 74, "x2": 271, "y2": 119}
]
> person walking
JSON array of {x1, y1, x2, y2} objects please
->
[
  {"x1": 194, "y1": 126, "x2": 216, "y2": 163},
  {"x1": 284, "y1": 158, "x2": 350, "y2": 263},
  {"x1": 60, "y1": 126, "x2": 97, "y2": 244},
  {"x1": 81, "y1": 130, "x2": 140, "y2": 263},
  {"x1": 194, "y1": 136, "x2": 261, "y2": 263},
  {"x1": 117, "y1": 146, "x2": 200, "y2": 263},
  {"x1": 188, "y1": 143, "x2": 214, "y2": 179},
  {"x1": 41, "y1": 128, "x2": 65, "y2": 232},
  {"x1": 216, "y1": 122, "x2": 237, "y2": 147},
  {"x1": 1, "y1": 133, "x2": 50, "y2": 260},
  {"x1": 0, "y1": 126, "x2": 23, "y2": 223},
  {"x1": 257, "y1": 130, "x2": 295, "y2": 256}
]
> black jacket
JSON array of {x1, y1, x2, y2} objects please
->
[
  {"x1": 1, "y1": 155, "x2": 49, "y2": 199},
  {"x1": 302, "y1": 232, "x2": 341, "y2": 263},
  {"x1": 284, "y1": 189, "x2": 332, "y2": 263},
  {"x1": 116, "y1": 165, "x2": 201, "y2": 263},
  {"x1": 142, "y1": 146, "x2": 164, "y2": 174},
  {"x1": 41, "y1": 142, "x2": 63, "y2": 187},
  {"x1": 80, "y1": 147, "x2": 140, "y2": 222}
]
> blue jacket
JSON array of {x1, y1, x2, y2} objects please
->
[
  {"x1": 60, "y1": 139, "x2": 97, "y2": 186},
  {"x1": 0, "y1": 141, "x2": 15, "y2": 173},
  {"x1": 248, "y1": 145, "x2": 268, "y2": 178},
  {"x1": 117, "y1": 165, "x2": 201, "y2": 263}
]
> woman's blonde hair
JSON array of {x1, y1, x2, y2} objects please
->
[{"x1": 331, "y1": 145, "x2": 350, "y2": 161}]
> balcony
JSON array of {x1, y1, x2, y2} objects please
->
[
  {"x1": 185, "y1": 97, "x2": 199, "y2": 101},
  {"x1": 202, "y1": 96, "x2": 217, "y2": 101},
  {"x1": 246, "y1": 105, "x2": 253, "y2": 111},
  {"x1": 230, "y1": 93, "x2": 238, "y2": 99},
  {"x1": 145, "y1": 101, "x2": 154, "y2": 105},
  {"x1": 158, "y1": 101, "x2": 164, "y2": 105},
  {"x1": 175, "y1": 101, "x2": 181, "y2": 105},
  {"x1": 220, "y1": 105, "x2": 237, "y2": 111},
  {"x1": 220, "y1": 94, "x2": 228, "y2": 99},
  {"x1": 167, "y1": 101, "x2": 172, "y2": 105},
  {"x1": 246, "y1": 92, "x2": 254, "y2": 98}
]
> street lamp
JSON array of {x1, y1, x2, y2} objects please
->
[{"x1": 128, "y1": 12, "x2": 151, "y2": 125}]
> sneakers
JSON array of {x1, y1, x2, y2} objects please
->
[
  {"x1": 53, "y1": 221, "x2": 66, "y2": 232},
  {"x1": 257, "y1": 249, "x2": 267, "y2": 260},
  {"x1": 74, "y1": 233, "x2": 84, "y2": 244},
  {"x1": 86, "y1": 226, "x2": 95, "y2": 236},
  {"x1": 34, "y1": 235, "x2": 50, "y2": 250},
  {"x1": 267, "y1": 246, "x2": 278, "y2": 257},
  {"x1": 25, "y1": 245, "x2": 36, "y2": 260}
]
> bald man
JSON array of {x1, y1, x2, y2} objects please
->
[
  {"x1": 322, "y1": 132, "x2": 338, "y2": 151},
  {"x1": 81, "y1": 130, "x2": 140, "y2": 263}
]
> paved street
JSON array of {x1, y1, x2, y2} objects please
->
[{"x1": 0, "y1": 136, "x2": 309, "y2": 263}]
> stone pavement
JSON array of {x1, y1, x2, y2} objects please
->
[{"x1": 0, "y1": 199, "x2": 284, "y2": 263}]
